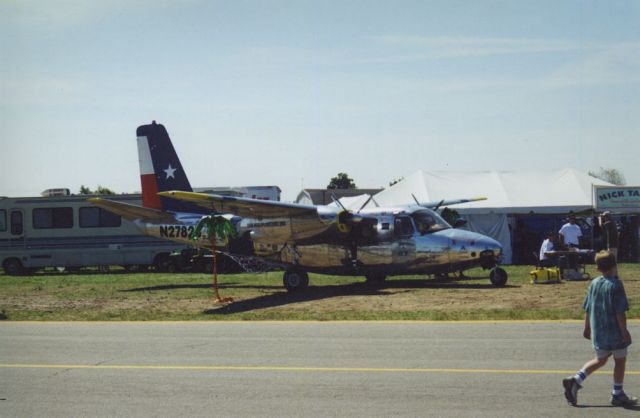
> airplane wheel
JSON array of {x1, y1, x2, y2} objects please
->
[
  {"x1": 283, "y1": 270, "x2": 309, "y2": 292},
  {"x1": 364, "y1": 273, "x2": 386, "y2": 286},
  {"x1": 490, "y1": 267, "x2": 508, "y2": 286}
]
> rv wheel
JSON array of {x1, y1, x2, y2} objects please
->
[
  {"x1": 153, "y1": 254, "x2": 172, "y2": 273},
  {"x1": 489, "y1": 267, "x2": 508, "y2": 286},
  {"x1": 3, "y1": 258, "x2": 24, "y2": 276},
  {"x1": 283, "y1": 270, "x2": 309, "y2": 292}
]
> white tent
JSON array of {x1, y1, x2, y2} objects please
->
[{"x1": 370, "y1": 169, "x2": 612, "y2": 263}]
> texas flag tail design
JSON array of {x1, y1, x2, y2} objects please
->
[{"x1": 136, "y1": 122, "x2": 198, "y2": 213}]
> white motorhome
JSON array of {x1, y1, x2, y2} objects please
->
[{"x1": 0, "y1": 194, "x2": 186, "y2": 275}]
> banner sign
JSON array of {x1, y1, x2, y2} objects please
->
[{"x1": 593, "y1": 186, "x2": 640, "y2": 212}]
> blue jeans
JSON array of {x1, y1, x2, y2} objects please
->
[{"x1": 539, "y1": 258, "x2": 557, "y2": 268}]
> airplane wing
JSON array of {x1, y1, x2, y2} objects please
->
[
  {"x1": 158, "y1": 191, "x2": 319, "y2": 219},
  {"x1": 419, "y1": 196, "x2": 487, "y2": 209},
  {"x1": 88, "y1": 197, "x2": 178, "y2": 223}
]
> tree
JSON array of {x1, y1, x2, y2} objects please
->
[
  {"x1": 190, "y1": 215, "x2": 237, "y2": 304},
  {"x1": 588, "y1": 168, "x2": 626, "y2": 186},
  {"x1": 79, "y1": 185, "x2": 92, "y2": 195},
  {"x1": 95, "y1": 185, "x2": 116, "y2": 195},
  {"x1": 327, "y1": 172, "x2": 357, "y2": 189},
  {"x1": 78, "y1": 185, "x2": 116, "y2": 195}
]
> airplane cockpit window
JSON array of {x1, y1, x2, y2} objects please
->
[
  {"x1": 394, "y1": 216, "x2": 415, "y2": 236},
  {"x1": 412, "y1": 210, "x2": 450, "y2": 235}
]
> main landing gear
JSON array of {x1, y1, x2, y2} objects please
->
[
  {"x1": 364, "y1": 273, "x2": 386, "y2": 286},
  {"x1": 283, "y1": 269, "x2": 309, "y2": 292}
]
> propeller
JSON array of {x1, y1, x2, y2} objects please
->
[{"x1": 330, "y1": 193, "x2": 378, "y2": 269}]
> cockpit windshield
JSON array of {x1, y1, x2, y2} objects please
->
[{"x1": 411, "y1": 209, "x2": 451, "y2": 235}]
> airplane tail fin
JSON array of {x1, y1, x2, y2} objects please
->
[{"x1": 136, "y1": 121, "x2": 199, "y2": 213}]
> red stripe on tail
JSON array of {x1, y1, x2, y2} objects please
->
[{"x1": 140, "y1": 174, "x2": 162, "y2": 209}]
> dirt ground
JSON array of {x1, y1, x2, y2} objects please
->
[{"x1": 2, "y1": 264, "x2": 639, "y2": 320}]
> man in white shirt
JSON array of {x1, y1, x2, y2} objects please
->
[
  {"x1": 559, "y1": 214, "x2": 583, "y2": 248},
  {"x1": 540, "y1": 231, "x2": 559, "y2": 267}
]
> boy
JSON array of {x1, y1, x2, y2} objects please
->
[{"x1": 563, "y1": 250, "x2": 637, "y2": 407}]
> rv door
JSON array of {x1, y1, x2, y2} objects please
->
[{"x1": 10, "y1": 209, "x2": 25, "y2": 248}]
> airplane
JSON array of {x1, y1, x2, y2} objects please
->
[{"x1": 90, "y1": 121, "x2": 508, "y2": 291}]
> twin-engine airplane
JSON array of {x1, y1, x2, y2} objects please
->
[{"x1": 91, "y1": 122, "x2": 507, "y2": 291}]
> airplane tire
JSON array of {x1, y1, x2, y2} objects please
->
[
  {"x1": 283, "y1": 270, "x2": 309, "y2": 292},
  {"x1": 364, "y1": 273, "x2": 386, "y2": 286},
  {"x1": 489, "y1": 267, "x2": 508, "y2": 286}
]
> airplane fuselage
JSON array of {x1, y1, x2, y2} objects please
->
[{"x1": 133, "y1": 205, "x2": 502, "y2": 277}]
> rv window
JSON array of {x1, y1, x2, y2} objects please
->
[
  {"x1": 79, "y1": 207, "x2": 121, "y2": 228},
  {"x1": 0, "y1": 210, "x2": 6, "y2": 232},
  {"x1": 33, "y1": 207, "x2": 73, "y2": 229}
]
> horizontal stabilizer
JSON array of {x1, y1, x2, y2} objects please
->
[
  {"x1": 89, "y1": 198, "x2": 177, "y2": 223},
  {"x1": 158, "y1": 191, "x2": 318, "y2": 219}
]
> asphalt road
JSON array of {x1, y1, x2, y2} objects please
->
[{"x1": 1, "y1": 321, "x2": 640, "y2": 417}]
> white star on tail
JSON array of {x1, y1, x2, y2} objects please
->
[{"x1": 164, "y1": 164, "x2": 177, "y2": 179}]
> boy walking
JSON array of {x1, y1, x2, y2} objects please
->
[{"x1": 563, "y1": 250, "x2": 637, "y2": 407}]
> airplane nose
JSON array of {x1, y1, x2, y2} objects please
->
[
  {"x1": 478, "y1": 236, "x2": 503, "y2": 264},
  {"x1": 450, "y1": 230, "x2": 502, "y2": 256},
  {"x1": 483, "y1": 236, "x2": 502, "y2": 254}
]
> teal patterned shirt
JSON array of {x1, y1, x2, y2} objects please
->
[{"x1": 582, "y1": 275, "x2": 630, "y2": 351}]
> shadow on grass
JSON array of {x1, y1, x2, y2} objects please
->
[
  {"x1": 121, "y1": 283, "x2": 282, "y2": 292},
  {"x1": 204, "y1": 282, "x2": 387, "y2": 315},
  {"x1": 202, "y1": 279, "x2": 517, "y2": 315},
  {"x1": 122, "y1": 276, "x2": 518, "y2": 293},
  {"x1": 390, "y1": 280, "x2": 519, "y2": 290}
]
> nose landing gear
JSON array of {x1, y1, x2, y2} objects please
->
[{"x1": 489, "y1": 267, "x2": 508, "y2": 286}]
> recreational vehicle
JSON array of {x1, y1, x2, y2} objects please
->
[{"x1": 0, "y1": 194, "x2": 187, "y2": 275}]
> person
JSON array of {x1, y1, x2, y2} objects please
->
[
  {"x1": 559, "y1": 213, "x2": 582, "y2": 248},
  {"x1": 600, "y1": 212, "x2": 619, "y2": 258},
  {"x1": 539, "y1": 231, "x2": 559, "y2": 267},
  {"x1": 562, "y1": 251, "x2": 637, "y2": 407}
]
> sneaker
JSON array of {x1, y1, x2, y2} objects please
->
[
  {"x1": 611, "y1": 392, "x2": 639, "y2": 407},
  {"x1": 563, "y1": 377, "x2": 581, "y2": 406}
]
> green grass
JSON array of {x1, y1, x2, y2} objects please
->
[{"x1": 1, "y1": 264, "x2": 640, "y2": 321}]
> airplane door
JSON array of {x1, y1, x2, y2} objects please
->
[
  {"x1": 392, "y1": 216, "x2": 416, "y2": 266},
  {"x1": 9, "y1": 209, "x2": 25, "y2": 248}
]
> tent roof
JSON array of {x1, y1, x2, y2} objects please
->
[{"x1": 371, "y1": 168, "x2": 613, "y2": 214}]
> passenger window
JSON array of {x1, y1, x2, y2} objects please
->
[
  {"x1": 33, "y1": 207, "x2": 73, "y2": 229},
  {"x1": 394, "y1": 216, "x2": 414, "y2": 236},
  {"x1": 0, "y1": 210, "x2": 6, "y2": 232},
  {"x1": 10, "y1": 211, "x2": 23, "y2": 235},
  {"x1": 79, "y1": 207, "x2": 121, "y2": 228}
]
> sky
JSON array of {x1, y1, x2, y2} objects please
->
[{"x1": 1, "y1": 0, "x2": 639, "y2": 201}]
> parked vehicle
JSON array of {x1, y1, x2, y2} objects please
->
[{"x1": 0, "y1": 194, "x2": 187, "y2": 275}]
